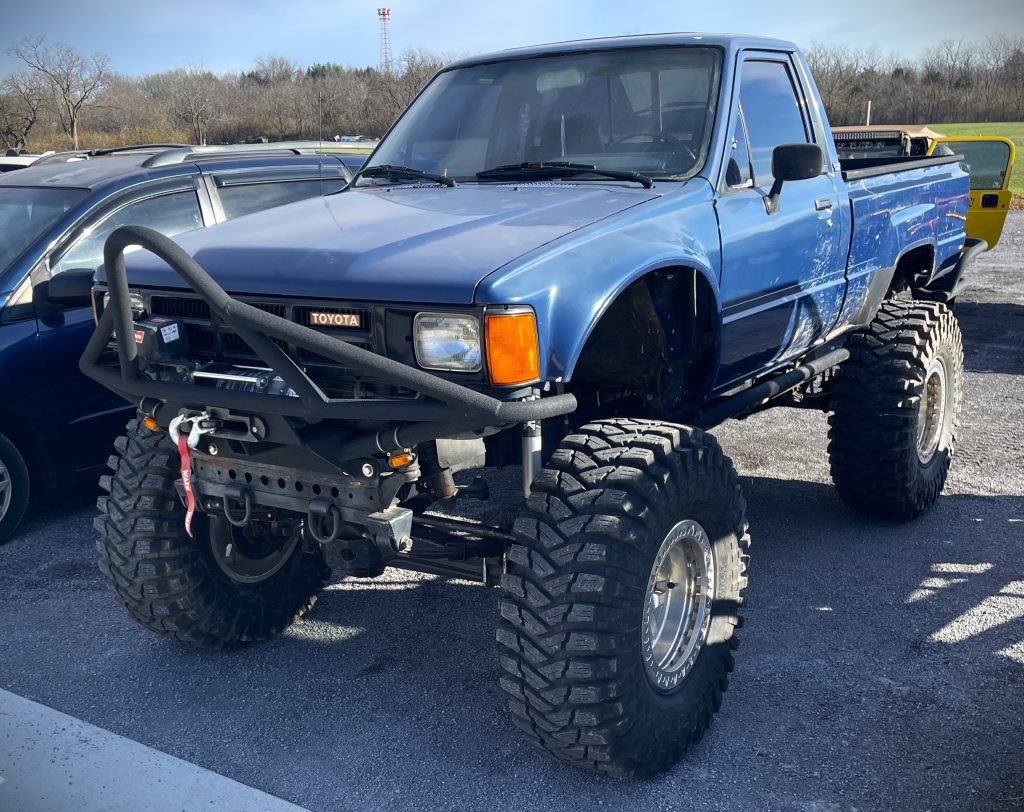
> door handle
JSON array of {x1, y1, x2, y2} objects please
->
[{"x1": 815, "y1": 198, "x2": 833, "y2": 211}]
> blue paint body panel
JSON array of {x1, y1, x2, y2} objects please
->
[
  {"x1": 105, "y1": 34, "x2": 968, "y2": 400},
  {"x1": 119, "y1": 184, "x2": 660, "y2": 304}
]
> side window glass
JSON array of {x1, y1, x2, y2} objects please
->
[
  {"x1": 739, "y1": 60, "x2": 810, "y2": 186},
  {"x1": 52, "y1": 191, "x2": 203, "y2": 276},
  {"x1": 216, "y1": 177, "x2": 344, "y2": 221},
  {"x1": 936, "y1": 140, "x2": 1012, "y2": 190},
  {"x1": 726, "y1": 105, "x2": 753, "y2": 188}
]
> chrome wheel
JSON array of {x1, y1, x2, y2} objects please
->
[
  {"x1": 0, "y1": 458, "x2": 11, "y2": 522},
  {"x1": 916, "y1": 358, "x2": 947, "y2": 465},
  {"x1": 642, "y1": 519, "x2": 715, "y2": 690}
]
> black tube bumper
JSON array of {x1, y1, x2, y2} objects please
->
[{"x1": 80, "y1": 226, "x2": 577, "y2": 457}]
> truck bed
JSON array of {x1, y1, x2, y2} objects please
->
[{"x1": 837, "y1": 153, "x2": 970, "y2": 328}]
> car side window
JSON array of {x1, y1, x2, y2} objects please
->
[
  {"x1": 934, "y1": 140, "x2": 1012, "y2": 190},
  {"x1": 51, "y1": 190, "x2": 203, "y2": 276},
  {"x1": 216, "y1": 177, "x2": 346, "y2": 221},
  {"x1": 726, "y1": 105, "x2": 753, "y2": 188},
  {"x1": 738, "y1": 59, "x2": 810, "y2": 187}
]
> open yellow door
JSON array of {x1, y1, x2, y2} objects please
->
[{"x1": 929, "y1": 136, "x2": 1016, "y2": 250}]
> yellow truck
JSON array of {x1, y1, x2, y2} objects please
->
[{"x1": 833, "y1": 126, "x2": 1016, "y2": 249}]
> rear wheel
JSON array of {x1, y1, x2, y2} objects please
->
[
  {"x1": 0, "y1": 431, "x2": 30, "y2": 545},
  {"x1": 828, "y1": 299, "x2": 963, "y2": 520},
  {"x1": 96, "y1": 419, "x2": 330, "y2": 650},
  {"x1": 498, "y1": 419, "x2": 749, "y2": 777}
]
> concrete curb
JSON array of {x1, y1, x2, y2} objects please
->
[{"x1": 0, "y1": 690, "x2": 311, "y2": 812}]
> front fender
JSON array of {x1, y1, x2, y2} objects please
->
[{"x1": 475, "y1": 184, "x2": 722, "y2": 382}]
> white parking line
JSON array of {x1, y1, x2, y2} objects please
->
[{"x1": 0, "y1": 690, "x2": 311, "y2": 812}]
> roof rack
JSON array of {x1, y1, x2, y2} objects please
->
[
  {"x1": 141, "y1": 140, "x2": 377, "y2": 168},
  {"x1": 33, "y1": 144, "x2": 191, "y2": 166},
  {"x1": 29, "y1": 140, "x2": 377, "y2": 170}
]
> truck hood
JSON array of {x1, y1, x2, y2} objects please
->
[{"x1": 118, "y1": 183, "x2": 661, "y2": 303}]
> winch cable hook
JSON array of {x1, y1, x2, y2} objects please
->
[{"x1": 168, "y1": 411, "x2": 216, "y2": 538}]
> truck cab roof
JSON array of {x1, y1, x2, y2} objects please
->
[{"x1": 444, "y1": 32, "x2": 797, "y2": 70}]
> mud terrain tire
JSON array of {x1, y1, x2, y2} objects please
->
[
  {"x1": 829, "y1": 299, "x2": 963, "y2": 520},
  {"x1": 498, "y1": 419, "x2": 750, "y2": 777},
  {"x1": 96, "y1": 419, "x2": 330, "y2": 650}
]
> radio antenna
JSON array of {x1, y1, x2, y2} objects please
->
[{"x1": 318, "y1": 89, "x2": 324, "y2": 195}]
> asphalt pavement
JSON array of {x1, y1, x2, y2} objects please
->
[{"x1": 1, "y1": 216, "x2": 1022, "y2": 812}]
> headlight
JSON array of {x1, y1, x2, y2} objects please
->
[
  {"x1": 413, "y1": 313, "x2": 482, "y2": 372},
  {"x1": 102, "y1": 292, "x2": 146, "y2": 318}
]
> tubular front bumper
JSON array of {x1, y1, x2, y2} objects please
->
[{"x1": 80, "y1": 225, "x2": 577, "y2": 460}]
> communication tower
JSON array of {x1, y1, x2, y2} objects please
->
[{"x1": 378, "y1": 8, "x2": 393, "y2": 74}]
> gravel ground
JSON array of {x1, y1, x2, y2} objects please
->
[{"x1": 2, "y1": 216, "x2": 1023, "y2": 812}]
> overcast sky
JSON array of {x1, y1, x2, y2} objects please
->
[{"x1": 3, "y1": 0, "x2": 1023, "y2": 76}]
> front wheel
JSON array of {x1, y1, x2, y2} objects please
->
[
  {"x1": 828, "y1": 299, "x2": 963, "y2": 520},
  {"x1": 95, "y1": 419, "x2": 330, "y2": 650},
  {"x1": 0, "y1": 431, "x2": 30, "y2": 545},
  {"x1": 498, "y1": 419, "x2": 750, "y2": 777}
]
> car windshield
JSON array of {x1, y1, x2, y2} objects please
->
[
  {"x1": 0, "y1": 187, "x2": 88, "y2": 276},
  {"x1": 364, "y1": 46, "x2": 722, "y2": 183}
]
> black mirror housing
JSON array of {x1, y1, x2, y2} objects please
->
[
  {"x1": 772, "y1": 143, "x2": 824, "y2": 182},
  {"x1": 765, "y1": 144, "x2": 825, "y2": 214},
  {"x1": 46, "y1": 268, "x2": 96, "y2": 308}
]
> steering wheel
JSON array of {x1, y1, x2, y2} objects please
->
[{"x1": 606, "y1": 132, "x2": 696, "y2": 163}]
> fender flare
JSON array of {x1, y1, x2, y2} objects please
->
[{"x1": 558, "y1": 255, "x2": 722, "y2": 383}]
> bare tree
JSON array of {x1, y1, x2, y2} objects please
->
[
  {"x1": 370, "y1": 49, "x2": 448, "y2": 134},
  {"x1": 0, "y1": 69, "x2": 47, "y2": 150},
  {"x1": 160, "y1": 66, "x2": 220, "y2": 144},
  {"x1": 7, "y1": 36, "x2": 109, "y2": 149}
]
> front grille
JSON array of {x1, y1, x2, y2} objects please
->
[
  {"x1": 140, "y1": 292, "x2": 412, "y2": 400},
  {"x1": 151, "y1": 295, "x2": 211, "y2": 320},
  {"x1": 184, "y1": 323, "x2": 216, "y2": 352}
]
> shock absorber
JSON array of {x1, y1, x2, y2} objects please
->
[
  {"x1": 521, "y1": 418, "x2": 542, "y2": 499},
  {"x1": 419, "y1": 440, "x2": 457, "y2": 501}
]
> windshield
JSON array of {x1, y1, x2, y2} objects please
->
[
  {"x1": 365, "y1": 46, "x2": 722, "y2": 183},
  {"x1": 0, "y1": 187, "x2": 88, "y2": 275}
]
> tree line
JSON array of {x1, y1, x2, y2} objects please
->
[
  {"x1": 3, "y1": 34, "x2": 1024, "y2": 153},
  {"x1": 807, "y1": 37, "x2": 1024, "y2": 126},
  {"x1": 0, "y1": 36, "x2": 446, "y2": 152}
]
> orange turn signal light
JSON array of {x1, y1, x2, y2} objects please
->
[
  {"x1": 387, "y1": 451, "x2": 416, "y2": 469},
  {"x1": 142, "y1": 416, "x2": 160, "y2": 432},
  {"x1": 485, "y1": 311, "x2": 539, "y2": 386}
]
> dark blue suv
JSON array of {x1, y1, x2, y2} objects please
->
[{"x1": 0, "y1": 143, "x2": 369, "y2": 542}]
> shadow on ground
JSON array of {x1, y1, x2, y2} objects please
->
[{"x1": 957, "y1": 301, "x2": 1024, "y2": 374}]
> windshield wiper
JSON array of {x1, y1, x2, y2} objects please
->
[
  {"x1": 476, "y1": 161, "x2": 654, "y2": 189},
  {"x1": 357, "y1": 164, "x2": 457, "y2": 188}
]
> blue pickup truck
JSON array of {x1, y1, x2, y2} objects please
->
[{"x1": 84, "y1": 35, "x2": 987, "y2": 777}]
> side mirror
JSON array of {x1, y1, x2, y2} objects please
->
[
  {"x1": 46, "y1": 268, "x2": 96, "y2": 309},
  {"x1": 766, "y1": 143, "x2": 824, "y2": 214}
]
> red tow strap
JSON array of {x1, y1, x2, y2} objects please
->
[{"x1": 177, "y1": 432, "x2": 196, "y2": 538}]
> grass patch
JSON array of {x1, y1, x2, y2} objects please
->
[{"x1": 932, "y1": 122, "x2": 1023, "y2": 203}]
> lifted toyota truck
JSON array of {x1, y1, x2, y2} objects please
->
[{"x1": 83, "y1": 34, "x2": 992, "y2": 778}]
